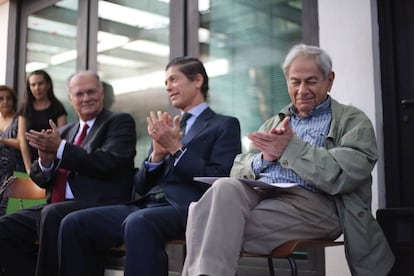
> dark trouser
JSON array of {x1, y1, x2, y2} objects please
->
[
  {"x1": 0, "y1": 205, "x2": 40, "y2": 276},
  {"x1": 0, "y1": 201, "x2": 97, "y2": 276},
  {"x1": 59, "y1": 202, "x2": 186, "y2": 276}
]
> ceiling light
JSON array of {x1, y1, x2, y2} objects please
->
[
  {"x1": 123, "y1": 40, "x2": 169, "y2": 57},
  {"x1": 50, "y1": 49, "x2": 77, "y2": 65},
  {"x1": 204, "y1": 59, "x2": 229, "y2": 77},
  {"x1": 28, "y1": 16, "x2": 76, "y2": 37},
  {"x1": 199, "y1": 28, "x2": 210, "y2": 43},
  {"x1": 25, "y1": 62, "x2": 49, "y2": 72},
  {"x1": 110, "y1": 71, "x2": 165, "y2": 95},
  {"x1": 99, "y1": 1, "x2": 169, "y2": 29},
  {"x1": 97, "y1": 31, "x2": 129, "y2": 52},
  {"x1": 26, "y1": 42, "x2": 64, "y2": 54},
  {"x1": 55, "y1": 0, "x2": 78, "y2": 11},
  {"x1": 199, "y1": 0, "x2": 210, "y2": 13},
  {"x1": 97, "y1": 55, "x2": 146, "y2": 68}
]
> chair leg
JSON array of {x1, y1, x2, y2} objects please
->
[
  {"x1": 287, "y1": 256, "x2": 297, "y2": 276},
  {"x1": 267, "y1": 257, "x2": 275, "y2": 276},
  {"x1": 181, "y1": 243, "x2": 187, "y2": 265}
]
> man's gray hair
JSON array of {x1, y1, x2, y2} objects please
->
[
  {"x1": 66, "y1": 70, "x2": 102, "y2": 89},
  {"x1": 282, "y1": 44, "x2": 333, "y2": 79}
]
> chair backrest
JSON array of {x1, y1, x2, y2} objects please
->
[{"x1": 4, "y1": 176, "x2": 46, "y2": 199}]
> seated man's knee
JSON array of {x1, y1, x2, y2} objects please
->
[
  {"x1": 39, "y1": 204, "x2": 60, "y2": 223},
  {"x1": 122, "y1": 210, "x2": 149, "y2": 236},
  {"x1": 122, "y1": 209, "x2": 169, "y2": 243},
  {"x1": 60, "y1": 212, "x2": 82, "y2": 234},
  {"x1": 212, "y1": 177, "x2": 243, "y2": 193}
]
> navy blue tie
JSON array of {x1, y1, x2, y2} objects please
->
[{"x1": 179, "y1": 113, "x2": 192, "y2": 134}]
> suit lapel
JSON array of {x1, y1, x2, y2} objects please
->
[
  {"x1": 81, "y1": 109, "x2": 109, "y2": 150},
  {"x1": 181, "y1": 107, "x2": 215, "y2": 146},
  {"x1": 156, "y1": 108, "x2": 216, "y2": 189},
  {"x1": 68, "y1": 123, "x2": 80, "y2": 144}
]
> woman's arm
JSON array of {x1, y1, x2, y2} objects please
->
[
  {"x1": 57, "y1": 114, "x2": 67, "y2": 127},
  {"x1": 0, "y1": 136, "x2": 20, "y2": 150},
  {"x1": 18, "y1": 116, "x2": 32, "y2": 173}
]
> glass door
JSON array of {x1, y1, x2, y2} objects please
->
[
  {"x1": 96, "y1": 0, "x2": 170, "y2": 163},
  {"x1": 20, "y1": 0, "x2": 171, "y2": 164},
  {"x1": 196, "y1": 0, "x2": 302, "y2": 151},
  {"x1": 22, "y1": 0, "x2": 79, "y2": 121}
]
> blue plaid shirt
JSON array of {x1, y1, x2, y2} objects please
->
[{"x1": 252, "y1": 97, "x2": 332, "y2": 192}]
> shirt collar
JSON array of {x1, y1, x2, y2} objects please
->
[
  {"x1": 182, "y1": 102, "x2": 208, "y2": 118},
  {"x1": 289, "y1": 96, "x2": 331, "y2": 118},
  {"x1": 79, "y1": 118, "x2": 96, "y2": 130}
]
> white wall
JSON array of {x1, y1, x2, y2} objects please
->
[
  {"x1": 0, "y1": 1, "x2": 9, "y2": 84},
  {"x1": 318, "y1": 0, "x2": 383, "y2": 275}
]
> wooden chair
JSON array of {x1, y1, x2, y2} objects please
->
[
  {"x1": 242, "y1": 239, "x2": 344, "y2": 276},
  {"x1": 2, "y1": 176, "x2": 46, "y2": 210},
  {"x1": 108, "y1": 239, "x2": 343, "y2": 276}
]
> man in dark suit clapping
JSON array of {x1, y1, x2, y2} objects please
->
[
  {"x1": 0, "y1": 71, "x2": 137, "y2": 276},
  {"x1": 58, "y1": 57, "x2": 242, "y2": 276}
]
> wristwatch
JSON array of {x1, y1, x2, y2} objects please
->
[{"x1": 172, "y1": 147, "x2": 184, "y2": 159}]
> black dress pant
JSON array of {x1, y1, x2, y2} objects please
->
[
  {"x1": 59, "y1": 201, "x2": 187, "y2": 276},
  {"x1": 0, "y1": 201, "x2": 97, "y2": 276}
]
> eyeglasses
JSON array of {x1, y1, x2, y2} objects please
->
[{"x1": 70, "y1": 89, "x2": 100, "y2": 99}]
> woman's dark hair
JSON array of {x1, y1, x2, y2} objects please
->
[
  {"x1": 20, "y1": 70, "x2": 61, "y2": 117},
  {"x1": 0, "y1": 85, "x2": 17, "y2": 111},
  {"x1": 166, "y1": 56, "x2": 209, "y2": 99}
]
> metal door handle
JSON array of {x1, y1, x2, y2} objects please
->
[{"x1": 401, "y1": 98, "x2": 414, "y2": 107}]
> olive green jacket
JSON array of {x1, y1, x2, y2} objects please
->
[{"x1": 231, "y1": 98, "x2": 394, "y2": 276}]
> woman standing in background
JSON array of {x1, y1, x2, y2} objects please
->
[
  {"x1": 18, "y1": 70, "x2": 67, "y2": 170},
  {"x1": 0, "y1": 85, "x2": 27, "y2": 215}
]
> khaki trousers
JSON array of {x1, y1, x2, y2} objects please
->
[{"x1": 182, "y1": 177, "x2": 341, "y2": 276}]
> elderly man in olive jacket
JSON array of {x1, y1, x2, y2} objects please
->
[{"x1": 182, "y1": 44, "x2": 394, "y2": 276}]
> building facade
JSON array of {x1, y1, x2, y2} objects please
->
[{"x1": 1, "y1": 0, "x2": 412, "y2": 275}]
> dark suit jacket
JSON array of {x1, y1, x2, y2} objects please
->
[
  {"x1": 30, "y1": 109, "x2": 137, "y2": 205},
  {"x1": 134, "y1": 107, "x2": 241, "y2": 210}
]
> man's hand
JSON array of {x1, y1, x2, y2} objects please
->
[
  {"x1": 146, "y1": 111, "x2": 182, "y2": 162},
  {"x1": 25, "y1": 119, "x2": 61, "y2": 165},
  {"x1": 247, "y1": 117, "x2": 294, "y2": 161}
]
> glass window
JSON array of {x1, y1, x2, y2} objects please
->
[
  {"x1": 198, "y1": 0, "x2": 302, "y2": 151},
  {"x1": 25, "y1": 0, "x2": 79, "y2": 121},
  {"x1": 97, "y1": 0, "x2": 170, "y2": 163}
]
